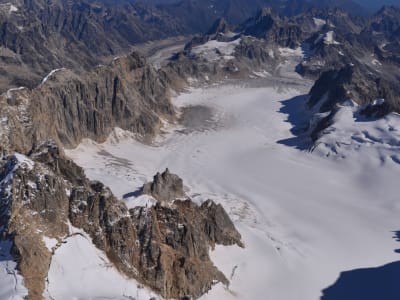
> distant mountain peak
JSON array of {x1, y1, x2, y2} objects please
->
[
  {"x1": 376, "y1": 5, "x2": 400, "y2": 16},
  {"x1": 206, "y1": 17, "x2": 230, "y2": 35}
]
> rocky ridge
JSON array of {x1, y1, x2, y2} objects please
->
[
  {"x1": 0, "y1": 0, "x2": 187, "y2": 92},
  {"x1": 0, "y1": 51, "x2": 175, "y2": 153},
  {"x1": 0, "y1": 141, "x2": 243, "y2": 299},
  {"x1": 0, "y1": 0, "x2": 381, "y2": 93}
]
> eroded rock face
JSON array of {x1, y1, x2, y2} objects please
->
[
  {"x1": 0, "y1": 51, "x2": 175, "y2": 153},
  {"x1": 0, "y1": 141, "x2": 243, "y2": 300},
  {"x1": 0, "y1": 146, "x2": 70, "y2": 299}
]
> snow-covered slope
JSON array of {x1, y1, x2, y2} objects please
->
[
  {"x1": 45, "y1": 226, "x2": 158, "y2": 300},
  {"x1": 66, "y1": 76, "x2": 400, "y2": 299},
  {"x1": 192, "y1": 38, "x2": 241, "y2": 62},
  {"x1": 0, "y1": 241, "x2": 28, "y2": 300},
  {"x1": 313, "y1": 101, "x2": 400, "y2": 166}
]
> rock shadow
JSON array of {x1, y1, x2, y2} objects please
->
[
  {"x1": 276, "y1": 94, "x2": 313, "y2": 150},
  {"x1": 123, "y1": 188, "x2": 142, "y2": 199},
  {"x1": 320, "y1": 261, "x2": 400, "y2": 300},
  {"x1": 321, "y1": 231, "x2": 400, "y2": 300},
  {"x1": 394, "y1": 231, "x2": 400, "y2": 254},
  {"x1": 0, "y1": 240, "x2": 14, "y2": 262}
]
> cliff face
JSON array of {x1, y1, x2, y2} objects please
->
[
  {"x1": 0, "y1": 142, "x2": 243, "y2": 300},
  {"x1": 0, "y1": 51, "x2": 175, "y2": 153}
]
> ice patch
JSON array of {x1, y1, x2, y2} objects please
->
[
  {"x1": 372, "y1": 99, "x2": 385, "y2": 106},
  {"x1": 13, "y1": 153, "x2": 34, "y2": 170},
  {"x1": 42, "y1": 236, "x2": 58, "y2": 252},
  {"x1": 253, "y1": 70, "x2": 271, "y2": 78},
  {"x1": 372, "y1": 59, "x2": 382, "y2": 66},
  {"x1": 324, "y1": 31, "x2": 340, "y2": 45},
  {"x1": 124, "y1": 194, "x2": 157, "y2": 209},
  {"x1": 192, "y1": 38, "x2": 241, "y2": 62},
  {"x1": 41, "y1": 68, "x2": 65, "y2": 84},
  {"x1": 313, "y1": 18, "x2": 326, "y2": 27},
  {"x1": 278, "y1": 47, "x2": 304, "y2": 57},
  {"x1": 9, "y1": 4, "x2": 17, "y2": 13},
  {"x1": 5, "y1": 86, "x2": 25, "y2": 100}
]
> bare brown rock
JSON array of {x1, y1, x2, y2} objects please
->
[
  {"x1": 0, "y1": 149, "x2": 69, "y2": 299},
  {"x1": 142, "y1": 168, "x2": 186, "y2": 202},
  {"x1": 0, "y1": 51, "x2": 175, "y2": 153}
]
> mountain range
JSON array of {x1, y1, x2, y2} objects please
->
[
  {"x1": 1, "y1": 0, "x2": 395, "y2": 93},
  {"x1": 0, "y1": 0, "x2": 400, "y2": 299}
]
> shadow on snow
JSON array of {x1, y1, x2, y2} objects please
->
[
  {"x1": 320, "y1": 231, "x2": 400, "y2": 300},
  {"x1": 0, "y1": 240, "x2": 14, "y2": 262},
  {"x1": 276, "y1": 94, "x2": 313, "y2": 150}
]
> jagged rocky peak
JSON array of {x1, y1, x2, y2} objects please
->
[
  {"x1": 375, "y1": 5, "x2": 400, "y2": 17},
  {"x1": 257, "y1": 6, "x2": 274, "y2": 19},
  {"x1": 240, "y1": 7, "x2": 277, "y2": 37},
  {"x1": 142, "y1": 168, "x2": 186, "y2": 202},
  {"x1": 184, "y1": 16, "x2": 236, "y2": 52},
  {"x1": 206, "y1": 17, "x2": 231, "y2": 35},
  {"x1": 308, "y1": 63, "x2": 400, "y2": 114},
  {"x1": 238, "y1": 7, "x2": 303, "y2": 48},
  {"x1": 1, "y1": 144, "x2": 243, "y2": 299}
]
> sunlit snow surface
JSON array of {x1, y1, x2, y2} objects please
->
[
  {"x1": 45, "y1": 226, "x2": 159, "y2": 300},
  {"x1": 192, "y1": 38, "x2": 241, "y2": 61},
  {"x1": 64, "y1": 81, "x2": 400, "y2": 299}
]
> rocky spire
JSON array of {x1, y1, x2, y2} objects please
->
[
  {"x1": 206, "y1": 17, "x2": 230, "y2": 35},
  {"x1": 142, "y1": 168, "x2": 186, "y2": 202}
]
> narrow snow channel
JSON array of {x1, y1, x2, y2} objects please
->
[{"x1": 64, "y1": 81, "x2": 400, "y2": 300}]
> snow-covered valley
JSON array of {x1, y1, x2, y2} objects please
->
[{"x1": 60, "y1": 74, "x2": 400, "y2": 300}]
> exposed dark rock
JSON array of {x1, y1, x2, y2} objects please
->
[
  {"x1": 0, "y1": 0, "x2": 188, "y2": 93},
  {"x1": 238, "y1": 8, "x2": 304, "y2": 48},
  {"x1": 206, "y1": 17, "x2": 231, "y2": 35}
]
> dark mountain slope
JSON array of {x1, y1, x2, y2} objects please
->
[{"x1": 0, "y1": 0, "x2": 186, "y2": 92}]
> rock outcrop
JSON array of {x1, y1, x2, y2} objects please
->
[
  {"x1": 142, "y1": 168, "x2": 186, "y2": 202},
  {"x1": 238, "y1": 7, "x2": 304, "y2": 48},
  {"x1": 0, "y1": 142, "x2": 243, "y2": 300}
]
